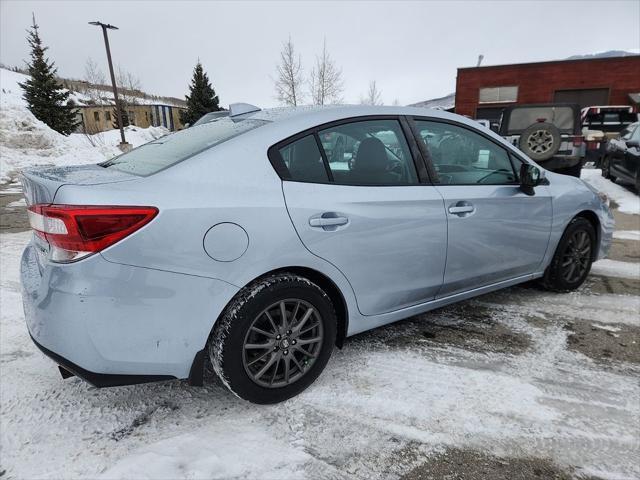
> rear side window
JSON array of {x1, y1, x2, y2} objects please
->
[
  {"x1": 102, "y1": 118, "x2": 268, "y2": 176},
  {"x1": 278, "y1": 135, "x2": 329, "y2": 183},
  {"x1": 318, "y1": 119, "x2": 418, "y2": 185}
]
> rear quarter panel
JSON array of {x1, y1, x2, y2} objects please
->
[{"x1": 52, "y1": 130, "x2": 360, "y2": 330}]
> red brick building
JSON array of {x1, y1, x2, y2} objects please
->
[{"x1": 455, "y1": 56, "x2": 640, "y2": 123}]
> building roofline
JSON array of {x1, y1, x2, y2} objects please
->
[
  {"x1": 77, "y1": 104, "x2": 186, "y2": 109},
  {"x1": 457, "y1": 55, "x2": 640, "y2": 72}
]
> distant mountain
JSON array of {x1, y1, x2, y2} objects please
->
[
  {"x1": 566, "y1": 50, "x2": 639, "y2": 60},
  {"x1": 408, "y1": 92, "x2": 455, "y2": 110}
]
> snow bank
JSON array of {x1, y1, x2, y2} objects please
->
[
  {"x1": 0, "y1": 68, "x2": 168, "y2": 184},
  {"x1": 581, "y1": 168, "x2": 640, "y2": 215},
  {"x1": 591, "y1": 259, "x2": 640, "y2": 280},
  {"x1": 613, "y1": 230, "x2": 640, "y2": 241}
]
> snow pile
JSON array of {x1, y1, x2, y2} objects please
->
[
  {"x1": 0, "y1": 67, "x2": 168, "y2": 184},
  {"x1": 581, "y1": 168, "x2": 640, "y2": 214}
]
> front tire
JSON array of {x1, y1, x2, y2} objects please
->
[
  {"x1": 540, "y1": 217, "x2": 596, "y2": 292},
  {"x1": 209, "y1": 273, "x2": 337, "y2": 404}
]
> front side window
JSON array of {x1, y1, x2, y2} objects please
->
[
  {"x1": 318, "y1": 119, "x2": 418, "y2": 185},
  {"x1": 102, "y1": 117, "x2": 268, "y2": 176},
  {"x1": 93, "y1": 111, "x2": 100, "y2": 122},
  {"x1": 415, "y1": 120, "x2": 517, "y2": 185}
]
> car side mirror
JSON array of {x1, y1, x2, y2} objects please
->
[
  {"x1": 626, "y1": 140, "x2": 639, "y2": 148},
  {"x1": 490, "y1": 123, "x2": 500, "y2": 133},
  {"x1": 520, "y1": 163, "x2": 541, "y2": 193}
]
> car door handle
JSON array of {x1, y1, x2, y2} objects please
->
[
  {"x1": 309, "y1": 216, "x2": 349, "y2": 227},
  {"x1": 448, "y1": 203, "x2": 475, "y2": 216}
]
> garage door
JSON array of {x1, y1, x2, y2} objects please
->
[{"x1": 554, "y1": 88, "x2": 609, "y2": 109}]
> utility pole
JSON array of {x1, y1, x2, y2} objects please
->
[{"x1": 89, "y1": 21, "x2": 129, "y2": 150}]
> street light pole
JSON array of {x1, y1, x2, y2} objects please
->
[{"x1": 89, "y1": 21, "x2": 128, "y2": 148}]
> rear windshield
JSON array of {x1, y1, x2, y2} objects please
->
[
  {"x1": 506, "y1": 106, "x2": 575, "y2": 132},
  {"x1": 101, "y1": 118, "x2": 268, "y2": 176}
]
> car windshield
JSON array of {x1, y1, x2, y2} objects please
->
[{"x1": 101, "y1": 118, "x2": 268, "y2": 176}]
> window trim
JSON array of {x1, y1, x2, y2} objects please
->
[
  {"x1": 408, "y1": 116, "x2": 521, "y2": 187},
  {"x1": 267, "y1": 115, "x2": 431, "y2": 187}
]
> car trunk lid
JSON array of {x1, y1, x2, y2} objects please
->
[{"x1": 20, "y1": 164, "x2": 137, "y2": 205}]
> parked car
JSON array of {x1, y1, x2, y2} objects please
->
[
  {"x1": 602, "y1": 121, "x2": 640, "y2": 191},
  {"x1": 20, "y1": 105, "x2": 613, "y2": 404},
  {"x1": 581, "y1": 105, "x2": 638, "y2": 166},
  {"x1": 499, "y1": 103, "x2": 585, "y2": 177}
]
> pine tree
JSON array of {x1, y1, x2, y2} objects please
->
[
  {"x1": 19, "y1": 15, "x2": 79, "y2": 135},
  {"x1": 181, "y1": 61, "x2": 220, "y2": 125}
]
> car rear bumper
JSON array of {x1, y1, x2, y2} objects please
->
[{"x1": 21, "y1": 241, "x2": 239, "y2": 385}]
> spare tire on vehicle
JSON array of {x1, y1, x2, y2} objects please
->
[{"x1": 518, "y1": 122, "x2": 561, "y2": 161}]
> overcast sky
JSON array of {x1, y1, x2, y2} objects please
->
[{"x1": 1, "y1": 0, "x2": 639, "y2": 107}]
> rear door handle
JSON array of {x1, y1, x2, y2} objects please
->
[
  {"x1": 448, "y1": 202, "x2": 475, "y2": 216},
  {"x1": 309, "y1": 216, "x2": 349, "y2": 227}
]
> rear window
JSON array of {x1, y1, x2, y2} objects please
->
[
  {"x1": 101, "y1": 118, "x2": 268, "y2": 176},
  {"x1": 506, "y1": 106, "x2": 575, "y2": 132}
]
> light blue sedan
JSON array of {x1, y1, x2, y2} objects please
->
[{"x1": 20, "y1": 104, "x2": 614, "y2": 403}]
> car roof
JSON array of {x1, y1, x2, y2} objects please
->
[
  {"x1": 243, "y1": 105, "x2": 483, "y2": 141},
  {"x1": 250, "y1": 104, "x2": 456, "y2": 123},
  {"x1": 220, "y1": 104, "x2": 527, "y2": 161}
]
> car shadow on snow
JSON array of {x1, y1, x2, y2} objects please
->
[{"x1": 345, "y1": 294, "x2": 532, "y2": 357}]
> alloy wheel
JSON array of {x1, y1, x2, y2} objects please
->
[
  {"x1": 560, "y1": 230, "x2": 591, "y2": 283},
  {"x1": 242, "y1": 299, "x2": 324, "y2": 388}
]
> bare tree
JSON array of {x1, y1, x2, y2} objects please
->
[
  {"x1": 274, "y1": 36, "x2": 304, "y2": 106},
  {"x1": 360, "y1": 80, "x2": 383, "y2": 106},
  {"x1": 83, "y1": 57, "x2": 107, "y2": 105},
  {"x1": 309, "y1": 39, "x2": 343, "y2": 106},
  {"x1": 115, "y1": 66, "x2": 142, "y2": 106}
]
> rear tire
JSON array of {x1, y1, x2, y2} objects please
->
[
  {"x1": 209, "y1": 273, "x2": 337, "y2": 404},
  {"x1": 540, "y1": 217, "x2": 596, "y2": 292}
]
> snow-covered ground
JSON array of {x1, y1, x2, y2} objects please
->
[{"x1": 0, "y1": 67, "x2": 168, "y2": 184}]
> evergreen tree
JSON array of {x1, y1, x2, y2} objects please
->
[
  {"x1": 181, "y1": 61, "x2": 220, "y2": 125},
  {"x1": 19, "y1": 15, "x2": 79, "y2": 135}
]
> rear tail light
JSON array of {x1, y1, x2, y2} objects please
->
[
  {"x1": 27, "y1": 204, "x2": 158, "y2": 262},
  {"x1": 571, "y1": 135, "x2": 583, "y2": 146}
]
